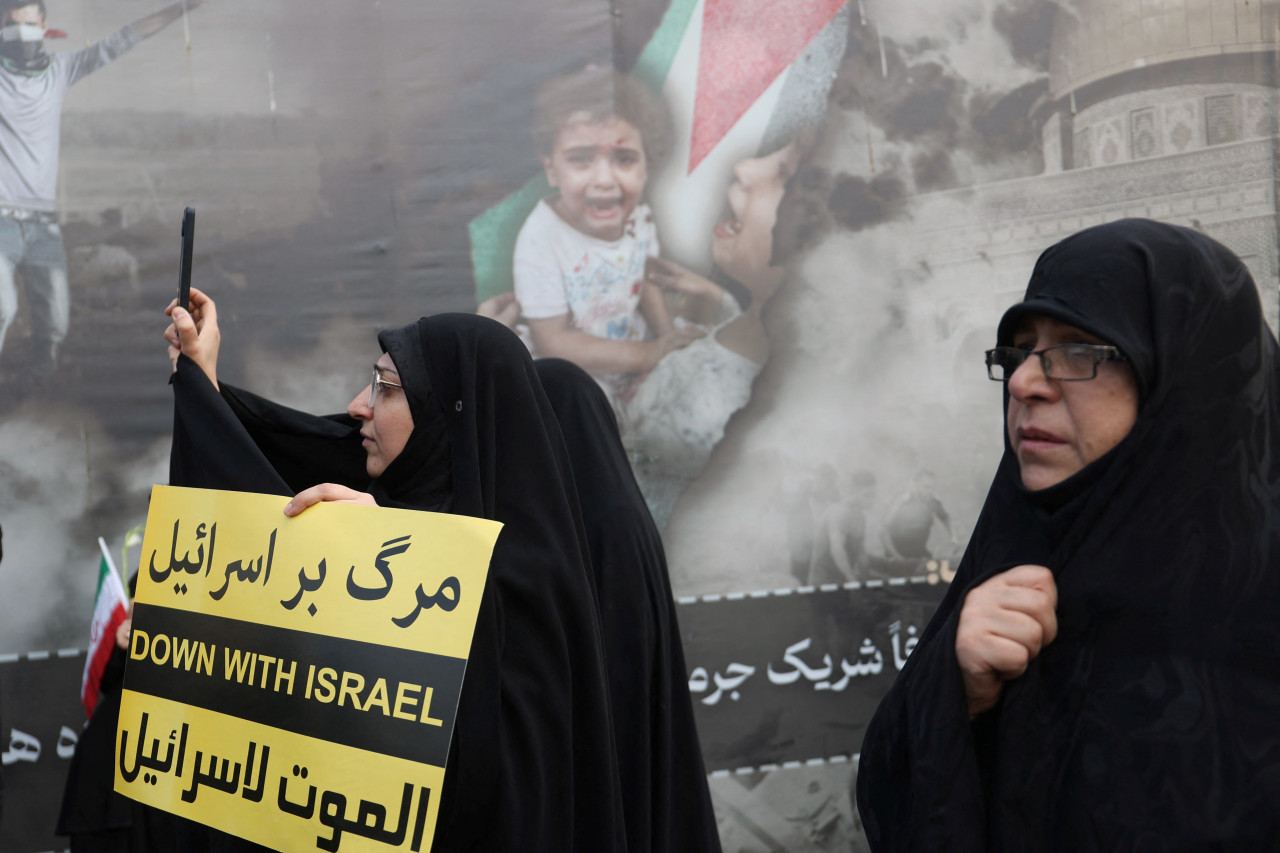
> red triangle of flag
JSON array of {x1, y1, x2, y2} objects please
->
[{"x1": 689, "y1": 0, "x2": 846, "y2": 173}]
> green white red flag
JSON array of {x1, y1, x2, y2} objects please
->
[{"x1": 81, "y1": 537, "x2": 129, "y2": 717}]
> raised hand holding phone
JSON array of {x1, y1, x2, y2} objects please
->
[{"x1": 165, "y1": 206, "x2": 220, "y2": 388}]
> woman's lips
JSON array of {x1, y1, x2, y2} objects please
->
[
  {"x1": 714, "y1": 217, "x2": 742, "y2": 239},
  {"x1": 1017, "y1": 426, "x2": 1065, "y2": 451}
]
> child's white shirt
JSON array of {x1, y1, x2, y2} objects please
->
[
  {"x1": 514, "y1": 198, "x2": 659, "y2": 342},
  {"x1": 513, "y1": 198, "x2": 659, "y2": 406}
]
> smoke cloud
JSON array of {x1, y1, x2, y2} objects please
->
[{"x1": 662, "y1": 0, "x2": 1060, "y2": 594}]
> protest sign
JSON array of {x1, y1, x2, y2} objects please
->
[{"x1": 117, "y1": 485, "x2": 500, "y2": 852}]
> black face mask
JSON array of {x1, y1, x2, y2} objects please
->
[{"x1": 0, "y1": 28, "x2": 49, "y2": 73}]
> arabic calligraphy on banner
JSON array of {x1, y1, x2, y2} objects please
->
[
  {"x1": 117, "y1": 485, "x2": 502, "y2": 853},
  {"x1": 678, "y1": 582, "x2": 946, "y2": 772},
  {"x1": 688, "y1": 620, "x2": 920, "y2": 705},
  {"x1": 0, "y1": 651, "x2": 88, "y2": 852}
]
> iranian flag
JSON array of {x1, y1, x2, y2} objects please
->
[{"x1": 81, "y1": 537, "x2": 129, "y2": 717}]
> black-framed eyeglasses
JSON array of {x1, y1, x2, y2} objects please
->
[
  {"x1": 985, "y1": 344, "x2": 1127, "y2": 382},
  {"x1": 369, "y1": 368, "x2": 403, "y2": 406}
]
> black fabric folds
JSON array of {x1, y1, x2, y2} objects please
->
[
  {"x1": 157, "y1": 314, "x2": 626, "y2": 852},
  {"x1": 169, "y1": 362, "x2": 368, "y2": 497},
  {"x1": 56, "y1": 647, "x2": 132, "y2": 840},
  {"x1": 856, "y1": 219, "x2": 1280, "y2": 850},
  {"x1": 535, "y1": 358, "x2": 722, "y2": 853}
]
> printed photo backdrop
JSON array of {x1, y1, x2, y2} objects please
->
[{"x1": 1, "y1": 0, "x2": 1277, "y2": 850}]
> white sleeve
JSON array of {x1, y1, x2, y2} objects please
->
[
  {"x1": 64, "y1": 25, "x2": 143, "y2": 86},
  {"x1": 513, "y1": 210, "x2": 570, "y2": 320}
]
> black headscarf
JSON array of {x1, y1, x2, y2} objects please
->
[
  {"x1": 535, "y1": 358, "x2": 722, "y2": 853},
  {"x1": 157, "y1": 313, "x2": 627, "y2": 851},
  {"x1": 856, "y1": 219, "x2": 1280, "y2": 849}
]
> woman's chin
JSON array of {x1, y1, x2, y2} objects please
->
[{"x1": 1019, "y1": 464, "x2": 1075, "y2": 492}]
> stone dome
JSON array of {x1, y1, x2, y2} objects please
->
[{"x1": 1049, "y1": 0, "x2": 1280, "y2": 100}]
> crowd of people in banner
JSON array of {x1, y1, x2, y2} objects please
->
[{"x1": 785, "y1": 465, "x2": 959, "y2": 588}]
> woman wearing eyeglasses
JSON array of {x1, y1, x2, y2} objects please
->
[
  {"x1": 160, "y1": 290, "x2": 628, "y2": 851},
  {"x1": 856, "y1": 218, "x2": 1280, "y2": 849}
]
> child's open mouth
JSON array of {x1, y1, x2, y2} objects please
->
[{"x1": 586, "y1": 198, "x2": 622, "y2": 215}]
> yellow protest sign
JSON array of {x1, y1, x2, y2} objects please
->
[{"x1": 117, "y1": 485, "x2": 501, "y2": 853}]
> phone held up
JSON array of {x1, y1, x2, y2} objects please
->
[{"x1": 178, "y1": 206, "x2": 195, "y2": 311}]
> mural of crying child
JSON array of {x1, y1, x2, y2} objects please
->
[{"x1": 513, "y1": 64, "x2": 703, "y2": 410}]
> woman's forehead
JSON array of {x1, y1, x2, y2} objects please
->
[
  {"x1": 375, "y1": 352, "x2": 398, "y2": 373},
  {"x1": 1012, "y1": 313, "x2": 1107, "y2": 343}
]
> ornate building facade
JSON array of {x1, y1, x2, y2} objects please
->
[{"x1": 920, "y1": 0, "x2": 1280, "y2": 367}]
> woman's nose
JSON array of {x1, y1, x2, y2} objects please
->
[
  {"x1": 1007, "y1": 354, "x2": 1056, "y2": 401},
  {"x1": 733, "y1": 155, "x2": 764, "y2": 186},
  {"x1": 348, "y1": 385, "x2": 373, "y2": 419}
]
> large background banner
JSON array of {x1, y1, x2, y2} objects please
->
[{"x1": 1, "y1": 1, "x2": 1276, "y2": 850}]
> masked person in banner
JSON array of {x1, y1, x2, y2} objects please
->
[
  {"x1": 534, "y1": 358, "x2": 722, "y2": 853},
  {"x1": 160, "y1": 288, "x2": 627, "y2": 852},
  {"x1": 0, "y1": 0, "x2": 204, "y2": 381},
  {"x1": 855, "y1": 219, "x2": 1280, "y2": 849}
]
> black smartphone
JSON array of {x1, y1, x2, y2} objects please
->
[{"x1": 178, "y1": 206, "x2": 195, "y2": 310}]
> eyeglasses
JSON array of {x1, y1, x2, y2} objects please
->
[
  {"x1": 369, "y1": 368, "x2": 403, "y2": 406},
  {"x1": 985, "y1": 344, "x2": 1127, "y2": 382}
]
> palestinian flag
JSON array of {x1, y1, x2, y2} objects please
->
[
  {"x1": 637, "y1": 0, "x2": 849, "y2": 268},
  {"x1": 468, "y1": 0, "x2": 849, "y2": 297},
  {"x1": 81, "y1": 537, "x2": 129, "y2": 717}
]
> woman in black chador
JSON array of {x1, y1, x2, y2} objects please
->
[
  {"x1": 856, "y1": 219, "x2": 1280, "y2": 849},
  {"x1": 535, "y1": 358, "x2": 722, "y2": 853},
  {"x1": 154, "y1": 289, "x2": 626, "y2": 851}
]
